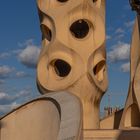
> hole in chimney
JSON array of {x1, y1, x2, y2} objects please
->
[
  {"x1": 70, "y1": 19, "x2": 90, "y2": 39},
  {"x1": 40, "y1": 24, "x2": 52, "y2": 41},
  {"x1": 57, "y1": 0, "x2": 68, "y2": 2},
  {"x1": 93, "y1": 60, "x2": 105, "y2": 82},
  {"x1": 93, "y1": 0, "x2": 97, "y2": 2},
  {"x1": 52, "y1": 59, "x2": 71, "y2": 77}
]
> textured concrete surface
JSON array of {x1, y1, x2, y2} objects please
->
[{"x1": 84, "y1": 129, "x2": 140, "y2": 140}]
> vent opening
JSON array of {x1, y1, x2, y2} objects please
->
[
  {"x1": 70, "y1": 19, "x2": 90, "y2": 39},
  {"x1": 57, "y1": 0, "x2": 68, "y2": 2},
  {"x1": 53, "y1": 59, "x2": 71, "y2": 77},
  {"x1": 93, "y1": 60, "x2": 105, "y2": 82},
  {"x1": 93, "y1": 0, "x2": 97, "y2": 2},
  {"x1": 40, "y1": 24, "x2": 52, "y2": 41}
]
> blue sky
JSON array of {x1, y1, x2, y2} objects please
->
[{"x1": 0, "y1": 0, "x2": 136, "y2": 116}]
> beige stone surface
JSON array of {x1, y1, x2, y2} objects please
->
[
  {"x1": 84, "y1": 129, "x2": 140, "y2": 140},
  {"x1": 0, "y1": 98, "x2": 61, "y2": 140},
  {"x1": 45, "y1": 92, "x2": 83, "y2": 140},
  {"x1": 37, "y1": 0, "x2": 108, "y2": 130},
  {"x1": 119, "y1": 18, "x2": 140, "y2": 129},
  {"x1": 100, "y1": 109, "x2": 123, "y2": 129},
  {"x1": 0, "y1": 92, "x2": 83, "y2": 140}
]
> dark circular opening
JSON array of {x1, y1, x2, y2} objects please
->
[
  {"x1": 40, "y1": 24, "x2": 52, "y2": 41},
  {"x1": 57, "y1": 0, "x2": 68, "y2": 2},
  {"x1": 93, "y1": 0, "x2": 97, "y2": 2},
  {"x1": 93, "y1": 60, "x2": 105, "y2": 82},
  {"x1": 93, "y1": 61, "x2": 105, "y2": 75},
  {"x1": 70, "y1": 19, "x2": 90, "y2": 39},
  {"x1": 53, "y1": 59, "x2": 71, "y2": 77}
]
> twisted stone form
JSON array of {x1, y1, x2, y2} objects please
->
[
  {"x1": 37, "y1": 0, "x2": 108, "y2": 130},
  {"x1": 119, "y1": 18, "x2": 140, "y2": 129}
]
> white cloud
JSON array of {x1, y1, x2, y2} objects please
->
[
  {"x1": 0, "y1": 105, "x2": 13, "y2": 115},
  {"x1": 114, "y1": 34, "x2": 125, "y2": 40},
  {"x1": 0, "y1": 39, "x2": 40, "y2": 69},
  {"x1": 0, "y1": 87, "x2": 38, "y2": 116},
  {"x1": 12, "y1": 49, "x2": 22, "y2": 55},
  {"x1": 120, "y1": 62, "x2": 130, "y2": 72},
  {"x1": 0, "y1": 65, "x2": 14, "y2": 78},
  {"x1": 0, "y1": 52, "x2": 10, "y2": 59},
  {"x1": 18, "y1": 39, "x2": 34, "y2": 47},
  {"x1": 0, "y1": 65, "x2": 30, "y2": 79},
  {"x1": 18, "y1": 45, "x2": 40, "y2": 68},
  {"x1": 0, "y1": 80, "x2": 4, "y2": 84},
  {"x1": 113, "y1": 28, "x2": 125, "y2": 41},
  {"x1": 0, "y1": 88, "x2": 34, "y2": 104},
  {"x1": 0, "y1": 92, "x2": 16, "y2": 105},
  {"x1": 0, "y1": 92, "x2": 20, "y2": 105},
  {"x1": 0, "y1": 66, "x2": 13, "y2": 75},
  {"x1": 108, "y1": 42, "x2": 130, "y2": 62},
  {"x1": 115, "y1": 28, "x2": 125, "y2": 34},
  {"x1": 15, "y1": 71, "x2": 30, "y2": 78},
  {"x1": 16, "y1": 88, "x2": 33, "y2": 99},
  {"x1": 0, "y1": 88, "x2": 33, "y2": 105},
  {"x1": 106, "y1": 35, "x2": 111, "y2": 40},
  {"x1": 0, "y1": 102, "x2": 20, "y2": 115},
  {"x1": 0, "y1": 49, "x2": 21, "y2": 61},
  {"x1": 125, "y1": 20, "x2": 135, "y2": 28},
  {"x1": 0, "y1": 92, "x2": 10, "y2": 100}
]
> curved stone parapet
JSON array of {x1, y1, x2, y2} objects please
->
[
  {"x1": 0, "y1": 92, "x2": 83, "y2": 140},
  {"x1": 0, "y1": 97, "x2": 61, "y2": 140},
  {"x1": 44, "y1": 92, "x2": 83, "y2": 140}
]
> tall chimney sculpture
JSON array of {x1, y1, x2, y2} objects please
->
[
  {"x1": 37, "y1": 0, "x2": 108, "y2": 129},
  {"x1": 119, "y1": 0, "x2": 140, "y2": 128}
]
